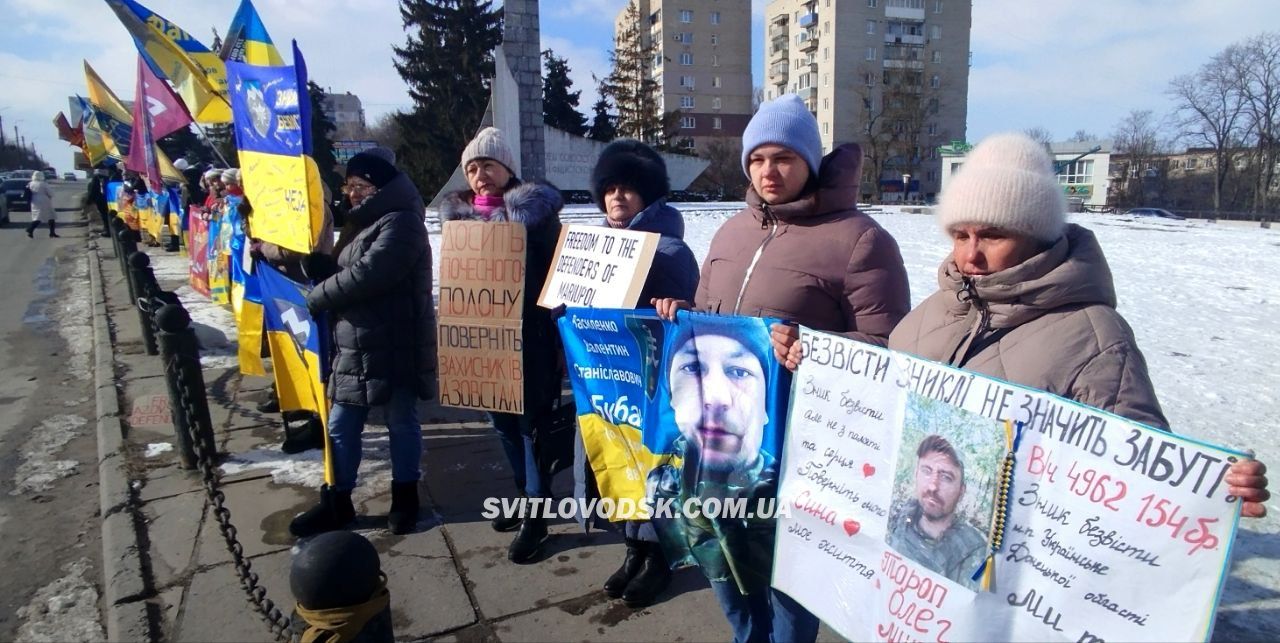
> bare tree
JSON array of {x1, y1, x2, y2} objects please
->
[
  {"x1": 1167, "y1": 48, "x2": 1248, "y2": 212},
  {"x1": 1023, "y1": 126, "x2": 1054, "y2": 147},
  {"x1": 367, "y1": 112, "x2": 404, "y2": 151},
  {"x1": 1111, "y1": 109, "x2": 1167, "y2": 207},
  {"x1": 694, "y1": 137, "x2": 748, "y2": 198},
  {"x1": 1228, "y1": 32, "x2": 1280, "y2": 212},
  {"x1": 1068, "y1": 129, "x2": 1097, "y2": 142},
  {"x1": 852, "y1": 64, "x2": 948, "y2": 202}
]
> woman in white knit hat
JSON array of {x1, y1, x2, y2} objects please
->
[
  {"x1": 439, "y1": 126, "x2": 567, "y2": 564},
  {"x1": 888, "y1": 131, "x2": 1269, "y2": 517}
]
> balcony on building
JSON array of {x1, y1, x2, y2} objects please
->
[
  {"x1": 885, "y1": 0, "x2": 926, "y2": 21},
  {"x1": 768, "y1": 17, "x2": 789, "y2": 38},
  {"x1": 884, "y1": 32, "x2": 926, "y2": 46},
  {"x1": 770, "y1": 41, "x2": 788, "y2": 62},
  {"x1": 798, "y1": 29, "x2": 819, "y2": 53},
  {"x1": 769, "y1": 61, "x2": 790, "y2": 80},
  {"x1": 798, "y1": 12, "x2": 818, "y2": 29},
  {"x1": 798, "y1": 86, "x2": 817, "y2": 101}
]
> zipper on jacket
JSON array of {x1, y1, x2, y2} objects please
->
[
  {"x1": 948, "y1": 277, "x2": 992, "y2": 366},
  {"x1": 733, "y1": 204, "x2": 780, "y2": 314}
]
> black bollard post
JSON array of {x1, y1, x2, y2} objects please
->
[
  {"x1": 128, "y1": 252, "x2": 161, "y2": 356},
  {"x1": 291, "y1": 532, "x2": 393, "y2": 643},
  {"x1": 109, "y1": 215, "x2": 128, "y2": 275},
  {"x1": 155, "y1": 302, "x2": 218, "y2": 467},
  {"x1": 118, "y1": 228, "x2": 141, "y2": 301}
]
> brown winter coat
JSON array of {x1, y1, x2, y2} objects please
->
[
  {"x1": 693, "y1": 143, "x2": 910, "y2": 345},
  {"x1": 888, "y1": 224, "x2": 1168, "y2": 428}
]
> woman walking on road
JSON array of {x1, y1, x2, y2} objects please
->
[
  {"x1": 26, "y1": 171, "x2": 57, "y2": 239},
  {"x1": 439, "y1": 127, "x2": 565, "y2": 564}
]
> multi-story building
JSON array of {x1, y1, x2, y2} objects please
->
[
  {"x1": 943, "y1": 139, "x2": 1113, "y2": 209},
  {"x1": 614, "y1": 0, "x2": 754, "y2": 154},
  {"x1": 765, "y1": 0, "x2": 972, "y2": 201},
  {"x1": 322, "y1": 91, "x2": 367, "y2": 141}
]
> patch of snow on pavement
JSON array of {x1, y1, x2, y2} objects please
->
[
  {"x1": 145, "y1": 442, "x2": 174, "y2": 458},
  {"x1": 12, "y1": 415, "x2": 88, "y2": 495},
  {"x1": 15, "y1": 557, "x2": 105, "y2": 642},
  {"x1": 171, "y1": 284, "x2": 240, "y2": 369},
  {"x1": 54, "y1": 256, "x2": 92, "y2": 381},
  {"x1": 219, "y1": 432, "x2": 394, "y2": 505}
]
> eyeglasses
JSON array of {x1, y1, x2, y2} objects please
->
[{"x1": 343, "y1": 181, "x2": 375, "y2": 194}]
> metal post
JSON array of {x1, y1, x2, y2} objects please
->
[
  {"x1": 127, "y1": 252, "x2": 160, "y2": 356},
  {"x1": 291, "y1": 531, "x2": 393, "y2": 642},
  {"x1": 156, "y1": 303, "x2": 217, "y2": 466}
]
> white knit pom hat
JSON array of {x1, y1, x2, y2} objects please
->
[
  {"x1": 460, "y1": 127, "x2": 516, "y2": 176},
  {"x1": 937, "y1": 132, "x2": 1067, "y2": 243}
]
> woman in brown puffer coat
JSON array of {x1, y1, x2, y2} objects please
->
[{"x1": 888, "y1": 131, "x2": 1269, "y2": 517}]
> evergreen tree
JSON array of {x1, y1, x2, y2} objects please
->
[
  {"x1": 542, "y1": 49, "x2": 588, "y2": 136},
  {"x1": 393, "y1": 0, "x2": 503, "y2": 195},
  {"x1": 307, "y1": 81, "x2": 343, "y2": 198},
  {"x1": 599, "y1": 1, "x2": 664, "y2": 145},
  {"x1": 587, "y1": 94, "x2": 617, "y2": 142}
]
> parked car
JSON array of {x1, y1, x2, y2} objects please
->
[
  {"x1": 43, "y1": 167, "x2": 57, "y2": 179},
  {"x1": 1124, "y1": 207, "x2": 1185, "y2": 220},
  {"x1": 3, "y1": 177, "x2": 32, "y2": 223},
  {"x1": 62, "y1": 172, "x2": 77, "y2": 181},
  {"x1": 6, "y1": 169, "x2": 35, "y2": 182}
]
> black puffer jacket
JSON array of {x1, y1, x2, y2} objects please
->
[
  {"x1": 307, "y1": 173, "x2": 436, "y2": 406},
  {"x1": 439, "y1": 182, "x2": 565, "y2": 413},
  {"x1": 607, "y1": 199, "x2": 699, "y2": 304}
]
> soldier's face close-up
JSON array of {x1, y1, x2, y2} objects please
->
[
  {"x1": 915, "y1": 451, "x2": 963, "y2": 521},
  {"x1": 668, "y1": 335, "x2": 768, "y2": 472}
]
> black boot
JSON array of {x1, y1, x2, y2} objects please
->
[
  {"x1": 48, "y1": 220, "x2": 59, "y2": 238},
  {"x1": 281, "y1": 414, "x2": 324, "y2": 454},
  {"x1": 622, "y1": 541, "x2": 672, "y2": 608},
  {"x1": 289, "y1": 485, "x2": 355, "y2": 538},
  {"x1": 388, "y1": 481, "x2": 420, "y2": 535},
  {"x1": 603, "y1": 539, "x2": 645, "y2": 598},
  {"x1": 256, "y1": 388, "x2": 280, "y2": 413},
  {"x1": 491, "y1": 494, "x2": 524, "y2": 532},
  {"x1": 26, "y1": 221, "x2": 36, "y2": 238},
  {"x1": 507, "y1": 515, "x2": 548, "y2": 564}
]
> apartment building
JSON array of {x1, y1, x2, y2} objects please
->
[
  {"x1": 615, "y1": 0, "x2": 754, "y2": 154},
  {"x1": 765, "y1": 0, "x2": 972, "y2": 200},
  {"x1": 322, "y1": 91, "x2": 367, "y2": 141}
]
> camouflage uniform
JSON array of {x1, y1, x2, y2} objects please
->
[{"x1": 886, "y1": 499, "x2": 987, "y2": 590}]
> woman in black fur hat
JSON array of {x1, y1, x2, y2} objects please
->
[{"x1": 580, "y1": 139, "x2": 699, "y2": 607}]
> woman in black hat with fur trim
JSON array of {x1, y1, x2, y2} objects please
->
[{"x1": 579, "y1": 139, "x2": 698, "y2": 607}]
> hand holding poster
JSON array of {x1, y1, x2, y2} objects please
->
[
  {"x1": 537, "y1": 224, "x2": 659, "y2": 309},
  {"x1": 437, "y1": 221, "x2": 526, "y2": 414},
  {"x1": 772, "y1": 328, "x2": 1243, "y2": 642}
]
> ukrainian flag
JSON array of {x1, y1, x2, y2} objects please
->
[
  {"x1": 103, "y1": 0, "x2": 232, "y2": 123},
  {"x1": 83, "y1": 61, "x2": 183, "y2": 180},
  {"x1": 258, "y1": 263, "x2": 331, "y2": 480},
  {"x1": 221, "y1": 0, "x2": 284, "y2": 66},
  {"x1": 226, "y1": 195, "x2": 266, "y2": 377}
]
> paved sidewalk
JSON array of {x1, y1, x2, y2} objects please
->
[{"x1": 92, "y1": 240, "x2": 833, "y2": 642}]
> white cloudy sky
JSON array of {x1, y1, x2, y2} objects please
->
[{"x1": 2, "y1": 0, "x2": 1277, "y2": 170}]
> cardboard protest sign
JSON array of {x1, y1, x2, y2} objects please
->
[
  {"x1": 437, "y1": 221, "x2": 526, "y2": 414},
  {"x1": 559, "y1": 308, "x2": 791, "y2": 594},
  {"x1": 187, "y1": 208, "x2": 210, "y2": 296},
  {"x1": 773, "y1": 328, "x2": 1244, "y2": 642},
  {"x1": 537, "y1": 224, "x2": 659, "y2": 309}
]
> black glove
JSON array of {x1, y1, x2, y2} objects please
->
[{"x1": 300, "y1": 252, "x2": 338, "y2": 283}]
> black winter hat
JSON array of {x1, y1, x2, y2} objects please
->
[
  {"x1": 590, "y1": 139, "x2": 670, "y2": 212},
  {"x1": 346, "y1": 151, "x2": 398, "y2": 189}
]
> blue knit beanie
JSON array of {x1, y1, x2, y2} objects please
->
[{"x1": 740, "y1": 94, "x2": 823, "y2": 177}]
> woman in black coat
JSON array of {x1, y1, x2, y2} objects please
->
[
  {"x1": 439, "y1": 127, "x2": 564, "y2": 564},
  {"x1": 289, "y1": 150, "x2": 436, "y2": 538}
]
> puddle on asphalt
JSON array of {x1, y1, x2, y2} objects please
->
[{"x1": 21, "y1": 257, "x2": 58, "y2": 326}]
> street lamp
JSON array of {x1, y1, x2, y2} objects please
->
[{"x1": 902, "y1": 173, "x2": 911, "y2": 204}]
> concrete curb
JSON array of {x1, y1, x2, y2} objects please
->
[{"x1": 89, "y1": 240, "x2": 155, "y2": 643}]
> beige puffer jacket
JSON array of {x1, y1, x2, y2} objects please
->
[
  {"x1": 694, "y1": 143, "x2": 910, "y2": 346},
  {"x1": 888, "y1": 224, "x2": 1168, "y2": 428}
]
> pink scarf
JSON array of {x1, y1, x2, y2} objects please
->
[{"x1": 473, "y1": 194, "x2": 504, "y2": 220}]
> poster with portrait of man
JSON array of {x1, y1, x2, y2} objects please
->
[{"x1": 559, "y1": 309, "x2": 791, "y2": 595}]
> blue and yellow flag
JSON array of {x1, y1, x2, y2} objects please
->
[
  {"x1": 226, "y1": 46, "x2": 324, "y2": 254},
  {"x1": 221, "y1": 0, "x2": 284, "y2": 65},
  {"x1": 83, "y1": 61, "x2": 182, "y2": 180},
  {"x1": 226, "y1": 194, "x2": 266, "y2": 377},
  {"x1": 258, "y1": 263, "x2": 331, "y2": 479},
  {"x1": 103, "y1": 0, "x2": 232, "y2": 123}
]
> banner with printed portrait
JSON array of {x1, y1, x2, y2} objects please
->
[
  {"x1": 773, "y1": 327, "x2": 1244, "y2": 643},
  {"x1": 187, "y1": 207, "x2": 210, "y2": 296},
  {"x1": 559, "y1": 308, "x2": 791, "y2": 594}
]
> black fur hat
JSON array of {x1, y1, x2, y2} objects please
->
[{"x1": 590, "y1": 139, "x2": 670, "y2": 212}]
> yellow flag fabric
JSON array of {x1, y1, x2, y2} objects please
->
[
  {"x1": 239, "y1": 150, "x2": 318, "y2": 254},
  {"x1": 82, "y1": 61, "x2": 183, "y2": 181},
  {"x1": 237, "y1": 301, "x2": 266, "y2": 377}
]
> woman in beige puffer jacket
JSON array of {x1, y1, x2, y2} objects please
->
[{"x1": 889, "y1": 132, "x2": 1269, "y2": 517}]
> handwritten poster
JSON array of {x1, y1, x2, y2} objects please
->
[
  {"x1": 537, "y1": 224, "x2": 659, "y2": 309},
  {"x1": 187, "y1": 208, "x2": 210, "y2": 297},
  {"x1": 772, "y1": 328, "x2": 1243, "y2": 642},
  {"x1": 437, "y1": 221, "x2": 526, "y2": 414}
]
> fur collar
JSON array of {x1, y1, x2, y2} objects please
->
[{"x1": 439, "y1": 181, "x2": 564, "y2": 229}]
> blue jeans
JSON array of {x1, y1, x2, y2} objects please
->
[
  {"x1": 328, "y1": 386, "x2": 422, "y2": 492},
  {"x1": 490, "y1": 412, "x2": 549, "y2": 498},
  {"x1": 709, "y1": 581, "x2": 820, "y2": 643}
]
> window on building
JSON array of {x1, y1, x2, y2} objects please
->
[
  {"x1": 712, "y1": 97, "x2": 722, "y2": 109},
  {"x1": 867, "y1": 0, "x2": 878, "y2": 7},
  {"x1": 713, "y1": 117, "x2": 723, "y2": 130},
  {"x1": 649, "y1": 10, "x2": 661, "y2": 25},
  {"x1": 866, "y1": 47, "x2": 877, "y2": 61},
  {"x1": 681, "y1": 116, "x2": 696, "y2": 129},
  {"x1": 927, "y1": 122, "x2": 938, "y2": 135},
  {"x1": 653, "y1": 53, "x2": 663, "y2": 67},
  {"x1": 931, "y1": 25, "x2": 942, "y2": 39},
  {"x1": 710, "y1": 34, "x2": 719, "y2": 45},
  {"x1": 680, "y1": 52, "x2": 693, "y2": 65},
  {"x1": 681, "y1": 95, "x2": 695, "y2": 109},
  {"x1": 1057, "y1": 160, "x2": 1094, "y2": 185},
  {"x1": 680, "y1": 75, "x2": 695, "y2": 88},
  {"x1": 823, "y1": 98, "x2": 830, "y2": 109},
  {"x1": 711, "y1": 11, "x2": 721, "y2": 24},
  {"x1": 930, "y1": 74, "x2": 940, "y2": 88},
  {"x1": 927, "y1": 169, "x2": 937, "y2": 181},
  {"x1": 713, "y1": 54, "x2": 720, "y2": 67},
  {"x1": 823, "y1": 122, "x2": 829, "y2": 134},
  {"x1": 713, "y1": 76, "x2": 722, "y2": 88},
  {"x1": 824, "y1": 47, "x2": 829, "y2": 60},
  {"x1": 675, "y1": 32, "x2": 693, "y2": 44},
  {"x1": 1185, "y1": 157, "x2": 1198, "y2": 170},
  {"x1": 867, "y1": 19, "x2": 876, "y2": 34},
  {"x1": 825, "y1": 21, "x2": 831, "y2": 33},
  {"x1": 680, "y1": 9, "x2": 693, "y2": 23},
  {"x1": 931, "y1": 50, "x2": 942, "y2": 63},
  {"x1": 934, "y1": 0, "x2": 943, "y2": 13},
  {"x1": 864, "y1": 71, "x2": 876, "y2": 86}
]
